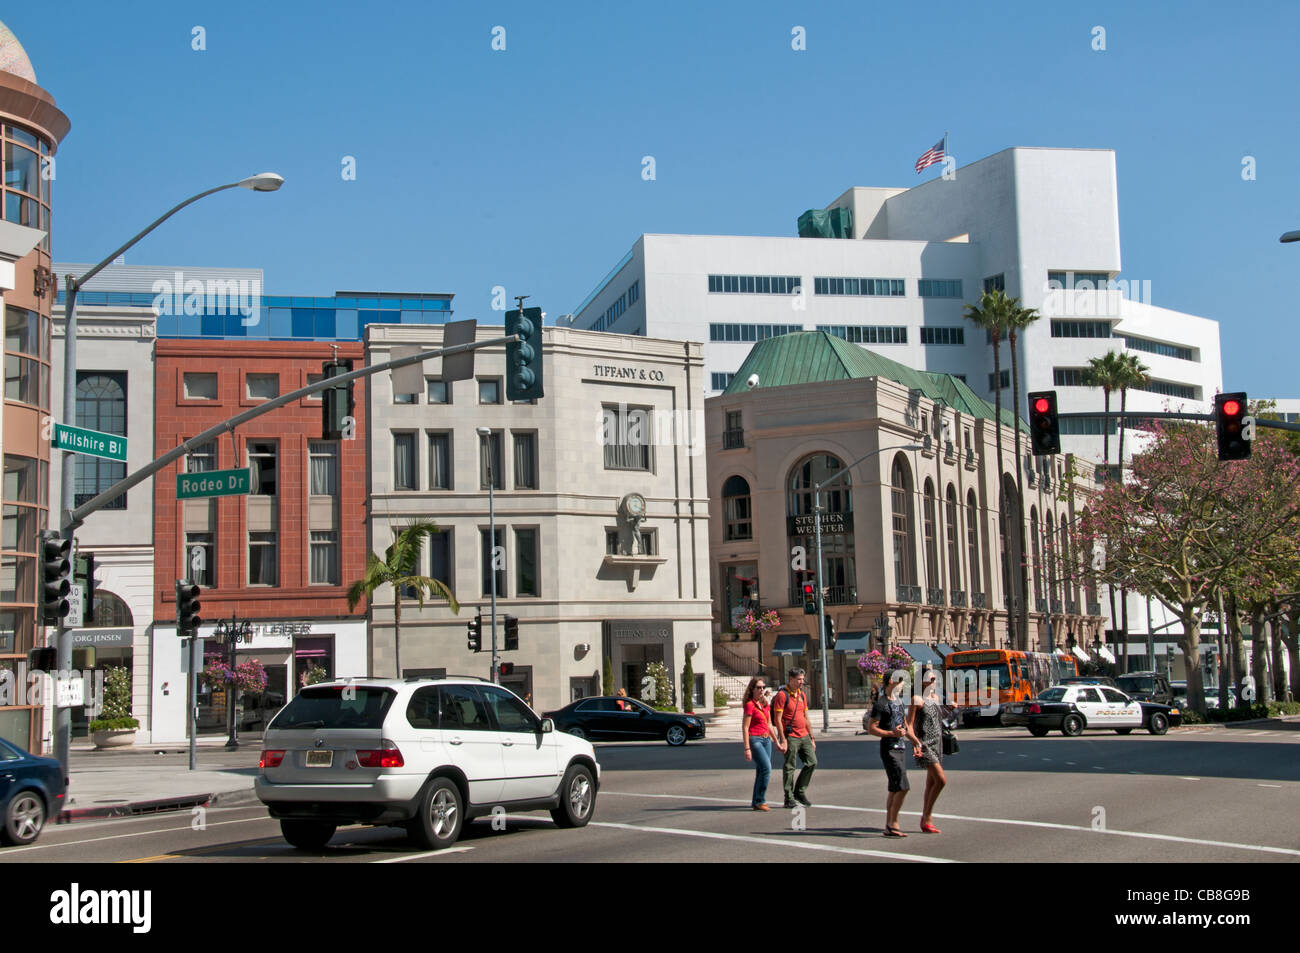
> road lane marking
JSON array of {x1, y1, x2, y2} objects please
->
[
  {"x1": 373, "y1": 846, "x2": 474, "y2": 862},
  {"x1": 1258, "y1": 784, "x2": 1283, "y2": 788},
  {"x1": 1066, "y1": 762, "x2": 1077, "y2": 766},
  {"x1": 0, "y1": 816, "x2": 270, "y2": 855},
  {"x1": 52, "y1": 805, "x2": 268, "y2": 834},
  {"x1": 590, "y1": 821, "x2": 955, "y2": 862},
  {"x1": 1180, "y1": 778, "x2": 1200, "y2": 781},
  {"x1": 605, "y1": 792, "x2": 1300, "y2": 857}
]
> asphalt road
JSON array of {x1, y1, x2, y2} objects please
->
[{"x1": 7, "y1": 724, "x2": 1299, "y2": 864}]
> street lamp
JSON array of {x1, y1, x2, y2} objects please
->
[
  {"x1": 1280, "y1": 230, "x2": 1300, "y2": 243},
  {"x1": 215, "y1": 615, "x2": 253, "y2": 749},
  {"x1": 812, "y1": 443, "x2": 923, "y2": 732},
  {"x1": 52, "y1": 173, "x2": 283, "y2": 773},
  {"x1": 477, "y1": 426, "x2": 499, "y2": 683}
]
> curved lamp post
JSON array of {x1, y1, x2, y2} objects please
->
[
  {"x1": 52, "y1": 174, "x2": 283, "y2": 773},
  {"x1": 1280, "y1": 231, "x2": 1300, "y2": 243}
]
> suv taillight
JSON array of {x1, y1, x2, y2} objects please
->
[
  {"x1": 259, "y1": 750, "x2": 285, "y2": 769},
  {"x1": 356, "y1": 743, "x2": 404, "y2": 768},
  {"x1": 1028, "y1": 704, "x2": 1041, "y2": 714}
]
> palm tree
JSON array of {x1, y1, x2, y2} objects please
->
[
  {"x1": 1007, "y1": 300, "x2": 1042, "y2": 649},
  {"x1": 963, "y1": 290, "x2": 1017, "y2": 648},
  {"x1": 1113, "y1": 352, "x2": 1150, "y2": 668},
  {"x1": 1083, "y1": 351, "x2": 1127, "y2": 659},
  {"x1": 347, "y1": 520, "x2": 460, "y2": 677}
]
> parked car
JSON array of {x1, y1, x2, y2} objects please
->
[
  {"x1": 1171, "y1": 681, "x2": 1188, "y2": 709},
  {"x1": 1058, "y1": 676, "x2": 1118, "y2": 689},
  {"x1": 1115, "y1": 672, "x2": 1175, "y2": 707},
  {"x1": 255, "y1": 678, "x2": 600, "y2": 851},
  {"x1": 0, "y1": 737, "x2": 67, "y2": 846},
  {"x1": 544, "y1": 696, "x2": 706, "y2": 746},
  {"x1": 1003, "y1": 684, "x2": 1181, "y2": 736}
]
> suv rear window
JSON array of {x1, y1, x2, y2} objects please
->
[
  {"x1": 1116, "y1": 676, "x2": 1156, "y2": 694},
  {"x1": 269, "y1": 686, "x2": 396, "y2": 730}
]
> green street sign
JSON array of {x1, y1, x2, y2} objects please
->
[
  {"x1": 53, "y1": 423, "x2": 127, "y2": 461},
  {"x1": 177, "y1": 467, "x2": 252, "y2": 499}
]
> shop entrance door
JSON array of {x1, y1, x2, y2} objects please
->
[{"x1": 621, "y1": 644, "x2": 665, "y2": 703}]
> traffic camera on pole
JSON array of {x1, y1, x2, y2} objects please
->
[
  {"x1": 175, "y1": 580, "x2": 202, "y2": 635},
  {"x1": 1215, "y1": 392, "x2": 1251, "y2": 461},
  {"x1": 1027, "y1": 390, "x2": 1061, "y2": 456},
  {"x1": 467, "y1": 613, "x2": 482, "y2": 652},
  {"x1": 39, "y1": 531, "x2": 71, "y2": 625},
  {"x1": 505, "y1": 307, "x2": 544, "y2": 401}
]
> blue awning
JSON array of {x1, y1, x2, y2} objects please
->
[
  {"x1": 772, "y1": 635, "x2": 810, "y2": 656},
  {"x1": 834, "y1": 632, "x2": 870, "y2": 653},
  {"x1": 899, "y1": 643, "x2": 944, "y2": 667},
  {"x1": 934, "y1": 644, "x2": 959, "y2": 659}
]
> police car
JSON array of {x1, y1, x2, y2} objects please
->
[{"x1": 1003, "y1": 684, "x2": 1181, "y2": 737}]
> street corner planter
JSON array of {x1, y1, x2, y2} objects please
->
[{"x1": 92, "y1": 728, "x2": 137, "y2": 749}]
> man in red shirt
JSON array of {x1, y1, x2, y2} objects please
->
[{"x1": 772, "y1": 668, "x2": 816, "y2": 808}]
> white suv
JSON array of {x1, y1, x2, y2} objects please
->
[{"x1": 255, "y1": 678, "x2": 600, "y2": 851}]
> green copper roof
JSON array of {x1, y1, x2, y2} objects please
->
[{"x1": 723, "y1": 330, "x2": 1025, "y2": 430}]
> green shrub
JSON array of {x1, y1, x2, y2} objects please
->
[
  {"x1": 1267, "y1": 700, "x2": 1300, "y2": 717},
  {"x1": 713, "y1": 686, "x2": 731, "y2": 708},
  {"x1": 682, "y1": 654, "x2": 695, "y2": 714},
  {"x1": 1206, "y1": 704, "x2": 1270, "y2": 722},
  {"x1": 101, "y1": 666, "x2": 133, "y2": 721},
  {"x1": 1179, "y1": 710, "x2": 1204, "y2": 725},
  {"x1": 89, "y1": 716, "x2": 139, "y2": 732},
  {"x1": 645, "y1": 661, "x2": 674, "y2": 709},
  {"x1": 602, "y1": 655, "x2": 614, "y2": 696}
]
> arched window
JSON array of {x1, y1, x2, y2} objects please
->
[
  {"x1": 722, "y1": 475, "x2": 752, "y2": 541},
  {"x1": 787, "y1": 454, "x2": 855, "y2": 604},
  {"x1": 966, "y1": 489, "x2": 981, "y2": 596},
  {"x1": 91, "y1": 590, "x2": 133, "y2": 628},
  {"x1": 922, "y1": 479, "x2": 939, "y2": 591},
  {"x1": 75, "y1": 373, "x2": 127, "y2": 509},
  {"x1": 945, "y1": 485, "x2": 961, "y2": 598},
  {"x1": 891, "y1": 456, "x2": 917, "y2": 591},
  {"x1": 1030, "y1": 507, "x2": 1043, "y2": 605},
  {"x1": 788, "y1": 454, "x2": 851, "y2": 517}
]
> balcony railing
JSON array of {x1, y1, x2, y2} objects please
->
[
  {"x1": 950, "y1": 590, "x2": 967, "y2": 608},
  {"x1": 722, "y1": 429, "x2": 745, "y2": 450},
  {"x1": 1050, "y1": 598, "x2": 1063, "y2": 614},
  {"x1": 1036, "y1": 598, "x2": 1049, "y2": 613},
  {"x1": 971, "y1": 592, "x2": 987, "y2": 609},
  {"x1": 1087, "y1": 601, "x2": 1102, "y2": 616},
  {"x1": 788, "y1": 585, "x2": 858, "y2": 606},
  {"x1": 1066, "y1": 600, "x2": 1079, "y2": 615},
  {"x1": 899, "y1": 584, "x2": 923, "y2": 604},
  {"x1": 943, "y1": 441, "x2": 957, "y2": 463},
  {"x1": 927, "y1": 588, "x2": 946, "y2": 607},
  {"x1": 964, "y1": 449, "x2": 978, "y2": 469}
]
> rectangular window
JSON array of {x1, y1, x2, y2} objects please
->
[
  {"x1": 246, "y1": 373, "x2": 279, "y2": 400},
  {"x1": 186, "y1": 532, "x2": 215, "y2": 587},
  {"x1": 1060, "y1": 418, "x2": 1119, "y2": 435},
  {"x1": 187, "y1": 441, "x2": 217, "y2": 473},
  {"x1": 708, "y1": 324, "x2": 802, "y2": 342},
  {"x1": 605, "y1": 529, "x2": 621, "y2": 555},
  {"x1": 513, "y1": 432, "x2": 538, "y2": 490},
  {"x1": 183, "y1": 372, "x2": 218, "y2": 400},
  {"x1": 310, "y1": 531, "x2": 339, "y2": 585},
  {"x1": 393, "y1": 433, "x2": 417, "y2": 490},
  {"x1": 394, "y1": 391, "x2": 417, "y2": 405},
  {"x1": 478, "y1": 379, "x2": 502, "y2": 404},
  {"x1": 248, "y1": 532, "x2": 278, "y2": 585},
  {"x1": 515, "y1": 528, "x2": 539, "y2": 596},
  {"x1": 815, "y1": 325, "x2": 908, "y2": 344},
  {"x1": 304, "y1": 372, "x2": 324, "y2": 401},
  {"x1": 309, "y1": 441, "x2": 338, "y2": 496},
  {"x1": 710, "y1": 373, "x2": 735, "y2": 391},
  {"x1": 429, "y1": 529, "x2": 452, "y2": 588},
  {"x1": 602, "y1": 405, "x2": 652, "y2": 470},
  {"x1": 428, "y1": 433, "x2": 452, "y2": 490},
  {"x1": 1050, "y1": 320, "x2": 1112, "y2": 338},
  {"x1": 813, "y1": 277, "x2": 905, "y2": 296},
  {"x1": 1047, "y1": 271, "x2": 1111, "y2": 289},
  {"x1": 480, "y1": 527, "x2": 505, "y2": 597},
  {"x1": 247, "y1": 441, "x2": 278, "y2": 495},
  {"x1": 426, "y1": 379, "x2": 450, "y2": 404},
  {"x1": 4, "y1": 306, "x2": 39, "y2": 357},
  {"x1": 1053, "y1": 368, "x2": 1090, "y2": 387},
  {"x1": 988, "y1": 370, "x2": 1010, "y2": 390},
  {"x1": 707, "y1": 274, "x2": 801, "y2": 295},
  {"x1": 917, "y1": 279, "x2": 963, "y2": 298},
  {"x1": 920, "y1": 326, "x2": 965, "y2": 346},
  {"x1": 983, "y1": 274, "x2": 1005, "y2": 293},
  {"x1": 1122, "y1": 336, "x2": 1196, "y2": 361},
  {"x1": 479, "y1": 431, "x2": 504, "y2": 489},
  {"x1": 639, "y1": 530, "x2": 656, "y2": 556}
]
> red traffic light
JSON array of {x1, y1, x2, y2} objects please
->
[
  {"x1": 1222, "y1": 399, "x2": 1241, "y2": 417},
  {"x1": 803, "y1": 584, "x2": 813, "y2": 594},
  {"x1": 1033, "y1": 397, "x2": 1050, "y2": 414}
]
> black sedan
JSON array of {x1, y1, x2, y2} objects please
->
[
  {"x1": 1003, "y1": 684, "x2": 1181, "y2": 737},
  {"x1": 544, "y1": 696, "x2": 706, "y2": 746},
  {"x1": 0, "y1": 736, "x2": 67, "y2": 846}
]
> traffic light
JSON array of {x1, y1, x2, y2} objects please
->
[
  {"x1": 467, "y1": 613, "x2": 482, "y2": 653},
  {"x1": 505, "y1": 307, "x2": 544, "y2": 401},
  {"x1": 802, "y1": 582, "x2": 816, "y2": 615},
  {"x1": 1215, "y1": 392, "x2": 1251, "y2": 461},
  {"x1": 1027, "y1": 390, "x2": 1061, "y2": 456},
  {"x1": 504, "y1": 615, "x2": 519, "y2": 651},
  {"x1": 498, "y1": 662, "x2": 515, "y2": 677},
  {"x1": 39, "y1": 531, "x2": 71, "y2": 625},
  {"x1": 822, "y1": 614, "x2": 836, "y2": 651},
  {"x1": 75, "y1": 551, "x2": 96, "y2": 624},
  {"x1": 28, "y1": 647, "x2": 55, "y2": 670},
  {"x1": 175, "y1": 579, "x2": 201, "y2": 636},
  {"x1": 321, "y1": 359, "x2": 354, "y2": 440}
]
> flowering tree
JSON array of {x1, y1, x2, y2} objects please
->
[{"x1": 1076, "y1": 421, "x2": 1300, "y2": 714}]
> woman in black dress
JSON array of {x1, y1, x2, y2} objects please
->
[
  {"x1": 909, "y1": 667, "x2": 947, "y2": 833},
  {"x1": 867, "y1": 669, "x2": 920, "y2": 837}
]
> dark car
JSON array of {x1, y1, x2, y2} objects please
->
[
  {"x1": 544, "y1": 696, "x2": 705, "y2": 746},
  {"x1": 1115, "y1": 672, "x2": 1175, "y2": 707},
  {"x1": 1058, "y1": 676, "x2": 1118, "y2": 689},
  {"x1": 1004, "y1": 684, "x2": 1181, "y2": 736},
  {"x1": 0, "y1": 736, "x2": 67, "y2": 846}
]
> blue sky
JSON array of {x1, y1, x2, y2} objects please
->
[{"x1": 14, "y1": 0, "x2": 1300, "y2": 395}]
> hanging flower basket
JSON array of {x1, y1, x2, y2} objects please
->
[
  {"x1": 734, "y1": 609, "x2": 782, "y2": 637},
  {"x1": 200, "y1": 658, "x2": 268, "y2": 694}
]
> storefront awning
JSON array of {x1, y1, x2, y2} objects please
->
[
  {"x1": 1054, "y1": 648, "x2": 1072, "y2": 660},
  {"x1": 1098, "y1": 646, "x2": 1116, "y2": 663},
  {"x1": 834, "y1": 632, "x2": 870, "y2": 653},
  {"x1": 1072, "y1": 645, "x2": 1090, "y2": 662},
  {"x1": 934, "y1": 644, "x2": 960, "y2": 659},
  {"x1": 772, "y1": 635, "x2": 809, "y2": 656},
  {"x1": 899, "y1": 643, "x2": 944, "y2": 667}
]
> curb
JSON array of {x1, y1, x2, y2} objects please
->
[{"x1": 57, "y1": 783, "x2": 260, "y2": 822}]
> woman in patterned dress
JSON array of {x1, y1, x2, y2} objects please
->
[{"x1": 909, "y1": 667, "x2": 947, "y2": 833}]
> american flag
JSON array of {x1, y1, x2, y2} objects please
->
[{"x1": 915, "y1": 137, "x2": 947, "y2": 173}]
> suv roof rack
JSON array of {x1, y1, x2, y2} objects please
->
[{"x1": 401, "y1": 674, "x2": 489, "y2": 682}]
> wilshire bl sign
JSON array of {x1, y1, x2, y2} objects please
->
[
  {"x1": 53, "y1": 423, "x2": 127, "y2": 461},
  {"x1": 177, "y1": 467, "x2": 252, "y2": 499},
  {"x1": 787, "y1": 512, "x2": 854, "y2": 536}
]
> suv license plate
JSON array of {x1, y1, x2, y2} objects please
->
[{"x1": 306, "y1": 750, "x2": 333, "y2": 768}]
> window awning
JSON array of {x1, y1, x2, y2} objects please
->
[
  {"x1": 834, "y1": 632, "x2": 870, "y2": 653},
  {"x1": 935, "y1": 644, "x2": 959, "y2": 659},
  {"x1": 899, "y1": 643, "x2": 944, "y2": 668},
  {"x1": 772, "y1": 635, "x2": 810, "y2": 656},
  {"x1": 1098, "y1": 646, "x2": 1116, "y2": 663},
  {"x1": 1072, "y1": 645, "x2": 1090, "y2": 662},
  {"x1": 1054, "y1": 649, "x2": 1072, "y2": 660}
]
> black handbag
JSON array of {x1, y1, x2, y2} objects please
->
[{"x1": 942, "y1": 726, "x2": 959, "y2": 755}]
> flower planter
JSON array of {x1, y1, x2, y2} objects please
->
[{"x1": 92, "y1": 728, "x2": 136, "y2": 749}]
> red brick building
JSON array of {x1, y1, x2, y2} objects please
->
[{"x1": 153, "y1": 341, "x2": 369, "y2": 736}]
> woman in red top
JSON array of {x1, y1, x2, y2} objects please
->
[{"x1": 742, "y1": 677, "x2": 786, "y2": 811}]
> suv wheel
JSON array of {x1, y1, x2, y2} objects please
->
[
  {"x1": 550, "y1": 764, "x2": 596, "y2": 828},
  {"x1": 1148, "y1": 712, "x2": 1169, "y2": 736},
  {"x1": 280, "y1": 820, "x2": 336, "y2": 850},
  {"x1": 666, "y1": 725, "x2": 687, "y2": 746},
  {"x1": 2, "y1": 791, "x2": 45, "y2": 846},
  {"x1": 409, "y1": 777, "x2": 464, "y2": 850},
  {"x1": 1061, "y1": 714, "x2": 1084, "y2": 737},
  {"x1": 567, "y1": 726, "x2": 586, "y2": 740}
]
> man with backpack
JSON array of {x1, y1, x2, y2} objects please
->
[{"x1": 772, "y1": 668, "x2": 816, "y2": 808}]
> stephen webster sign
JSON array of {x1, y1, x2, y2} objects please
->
[{"x1": 787, "y1": 512, "x2": 854, "y2": 536}]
